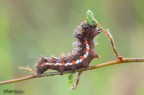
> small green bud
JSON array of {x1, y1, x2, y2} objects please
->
[
  {"x1": 86, "y1": 10, "x2": 97, "y2": 26},
  {"x1": 68, "y1": 73, "x2": 74, "y2": 85}
]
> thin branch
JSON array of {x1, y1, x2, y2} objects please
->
[
  {"x1": 71, "y1": 71, "x2": 83, "y2": 90},
  {"x1": 97, "y1": 23, "x2": 122, "y2": 59},
  {"x1": 0, "y1": 57, "x2": 144, "y2": 85}
]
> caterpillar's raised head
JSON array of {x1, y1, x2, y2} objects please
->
[{"x1": 75, "y1": 10, "x2": 99, "y2": 41}]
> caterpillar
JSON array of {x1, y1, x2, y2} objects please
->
[{"x1": 36, "y1": 10, "x2": 100, "y2": 75}]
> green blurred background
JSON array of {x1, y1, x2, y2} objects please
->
[{"x1": 0, "y1": 0, "x2": 144, "y2": 95}]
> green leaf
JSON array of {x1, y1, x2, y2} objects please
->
[
  {"x1": 86, "y1": 10, "x2": 97, "y2": 26},
  {"x1": 68, "y1": 73, "x2": 74, "y2": 85}
]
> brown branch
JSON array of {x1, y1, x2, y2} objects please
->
[
  {"x1": 0, "y1": 18, "x2": 143, "y2": 86},
  {"x1": 0, "y1": 57, "x2": 144, "y2": 85},
  {"x1": 97, "y1": 23, "x2": 122, "y2": 59}
]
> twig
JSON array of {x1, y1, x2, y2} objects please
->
[
  {"x1": 97, "y1": 23, "x2": 122, "y2": 59},
  {"x1": 71, "y1": 71, "x2": 83, "y2": 90},
  {"x1": 0, "y1": 57, "x2": 144, "y2": 85}
]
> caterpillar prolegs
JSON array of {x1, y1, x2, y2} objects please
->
[{"x1": 36, "y1": 13, "x2": 100, "y2": 75}]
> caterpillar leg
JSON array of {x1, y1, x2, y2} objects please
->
[
  {"x1": 36, "y1": 67, "x2": 49, "y2": 76},
  {"x1": 96, "y1": 29, "x2": 102, "y2": 35},
  {"x1": 93, "y1": 28, "x2": 102, "y2": 37},
  {"x1": 58, "y1": 66, "x2": 65, "y2": 75},
  {"x1": 71, "y1": 65, "x2": 77, "y2": 73},
  {"x1": 82, "y1": 61, "x2": 90, "y2": 68}
]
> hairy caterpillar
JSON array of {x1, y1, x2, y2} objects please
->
[{"x1": 36, "y1": 11, "x2": 100, "y2": 75}]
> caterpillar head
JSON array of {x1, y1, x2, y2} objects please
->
[
  {"x1": 84, "y1": 10, "x2": 100, "y2": 39},
  {"x1": 75, "y1": 10, "x2": 100, "y2": 40}
]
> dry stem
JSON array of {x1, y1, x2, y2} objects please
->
[
  {"x1": 0, "y1": 22, "x2": 143, "y2": 86},
  {"x1": 0, "y1": 57, "x2": 144, "y2": 85}
]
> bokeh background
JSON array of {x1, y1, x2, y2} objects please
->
[{"x1": 0, "y1": 0, "x2": 144, "y2": 95}]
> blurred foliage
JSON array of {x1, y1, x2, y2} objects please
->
[{"x1": 0, "y1": 0, "x2": 144, "y2": 95}]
